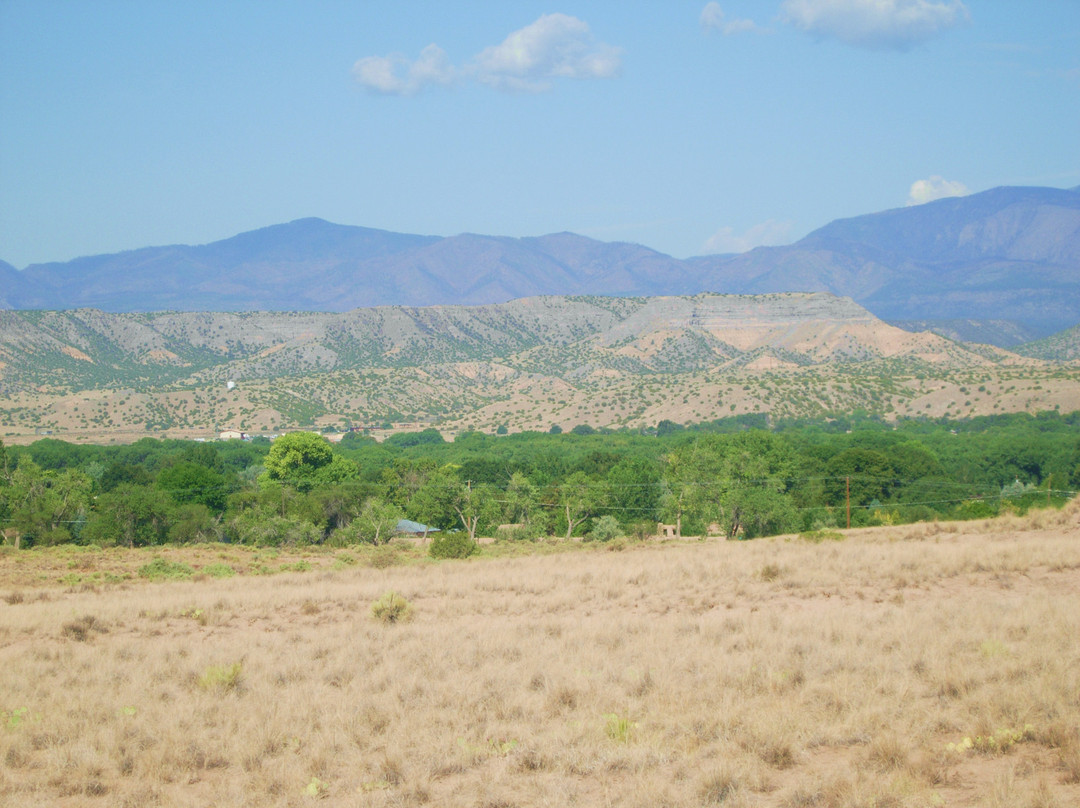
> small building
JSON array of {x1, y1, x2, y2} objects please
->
[
  {"x1": 394, "y1": 519, "x2": 440, "y2": 540},
  {"x1": 219, "y1": 430, "x2": 246, "y2": 440}
]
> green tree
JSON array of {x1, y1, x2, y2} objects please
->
[
  {"x1": 0, "y1": 441, "x2": 9, "y2": 534},
  {"x1": 381, "y1": 458, "x2": 439, "y2": 510},
  {"x1": 406, "y1": 466, "x2": 459, "y2": 530},
  {"x1": 180, "y1": 442, "x2": 226, "y2": 472},
  {"x1": 261, "y1": 432, "x2": 357, "y2": 492},
  {"x1": 167, "y1": 504, "x2": 221, "y2": 544},
  {"x1": 888, "y1": 442, "x2": 943, "y2": 481},
  {"x1": 588, "y1": 514, "x2": 621, "y2": 542},
  {"x1": 229, "y1": 511, "x2": 322, "y2": 546},
  {"x1": 386, "y1": 428, "x2": 445, "y2": 448},
  {"x1": 503, "y1": 471, "x2": 538, "y2": 525},
  {"x1": 99, "y1": 461, "x2": 153, "y2": 492},
  {"x1": 664, "y1": 432, "x2": 797, "y2": 539},
  {"x1": 452, "y1": 481, "x2": 500, "y2": 541},
  {"x1": 554, "y1": 471, "x2": 604, "y2": 540},
  {"x1": 157, "y1": 461, "x2": 229, "y2": 511},
  {"x1": 2, "y1": 458, "x2": 92, "y2": 547},
  {"x1": 27, "y1": 438, "x2": 87, "y2": 471},
  {"x1": 351, "y1": 497, "x2": 404, "y2": 545},
  {"x1": 84, "y1": 484, "x2": 173, "y2": 547},
  {"x1": 729, "y1": 487, "x2": 799, "y2": 539},
  {"x1": 227, "y1": 480, "x2": 305, "y2": 521},
  {"x1": 825, "y1": 448, "x2": 895, "y2": 508},
  {"x1": 338, "y1": 431, "x2": 376, "y2": 448},
  {"x1": 607, "y1": 456, "x2": 661, "y2": 526},
  {"x1": 310, "y1": 482, "x2": 374, "y2": 534},
  {"x1": 656, "y1": 419, "x2": 684, "y2": 437}
]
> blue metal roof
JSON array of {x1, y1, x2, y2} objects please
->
[{"x1": 395, "y1": 519, "x2": 440, "y2": 535}]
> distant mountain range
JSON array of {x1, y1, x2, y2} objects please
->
[{"x1": 3, "y1": 185, "x2": 1078, "y2": 341}]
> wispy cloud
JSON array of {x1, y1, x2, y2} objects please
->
[
  {"x1": 780, "y1": 0, "x2": 969, "y2": 50},
  {"x1": 353, "y1": 14, "x2": 621, "y2": 96},
  {"x1": 352, "y1": 44, "x2": 455, "y2": 96},
  {"x1": 471, "y1": 13, "x2": 622, "y2": 92},
  {"x1": 907, "y1": 175, "x2": 969, "y2": 205},
  {"x1": 703, "y1": 219, "x2": 794, "y2": 254},
  {"x1": 700, "y1": 3, "x2": 759, "y2": 35}
]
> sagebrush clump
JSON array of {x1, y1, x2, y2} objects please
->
[
  {"x1": 588, "y1": 515, "x2": 621, "y2": 542},
  {"x1": 197, "y1": 662, "x2": 243, "y2": 693},
  {"x1": 370, "y1": 591, "x2": 413, "y2": 624},
  {"x1": 138, "y1": 557, "x2": 194, "y2": 580},
  {"x1": 429, "y1": 533, "x2": 477, "y2": 560}
]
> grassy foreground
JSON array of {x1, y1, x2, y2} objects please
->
[{"x1": 1, "y1": 507, "x2": 1079, "y2": 807}]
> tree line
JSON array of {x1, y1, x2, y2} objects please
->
[{"x1": 1, "y1": 410, "x2": 1078, "y2": 549}]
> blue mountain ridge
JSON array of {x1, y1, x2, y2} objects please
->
[{"x1": 3, "y1": 186, "x2": 1078, "y2": 337}]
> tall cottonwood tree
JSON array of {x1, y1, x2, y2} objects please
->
[
  {"x1": 2, "y1": 457, "x2": 91, "y2": 547},
  {"x1": 352, "y1": 497, "x2": 404, "y2": 545},
  {"x1": 452, "y1": 481, "x2": 500, "y2": 541},
  {"x1": 665, "y1": 432, "x2": 797, "y2": 539},
  {"x1": 555, "y1": 471, "x2": 605, "y2": 540}
]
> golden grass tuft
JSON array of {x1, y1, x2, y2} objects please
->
[
  {"x1": 196, "y1": 661, "x2": 243, "y2": 692},
  {"x1": 60, "y1": 613, "x2": 108, "y2": 642}
]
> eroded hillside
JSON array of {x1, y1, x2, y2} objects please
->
[{"x1": 0, "y1": 293, "x2": 1076, "y2": 442}]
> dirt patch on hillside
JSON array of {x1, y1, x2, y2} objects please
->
[{"x1": 60, "y1": 345, "x2": 93, "y2": 362}]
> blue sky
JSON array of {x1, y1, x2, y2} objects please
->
[{"x1": 1, "y1": 1, "x2": 1077, "y2": 268}]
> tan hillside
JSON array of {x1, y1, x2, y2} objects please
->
[{"x1": 0, "y1": 293, "x2": 1076, "y2": 443}]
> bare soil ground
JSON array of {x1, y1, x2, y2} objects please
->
[{"x1": 1, "y1": 505, "x2": 1079, "y2": 807}]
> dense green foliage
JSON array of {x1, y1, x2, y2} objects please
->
[
  {"x1": 1, "y1": 410, "x2": 1077, "y2": 549},
  {"x1": 428, "y1": 532, "x2": 479, "y2": 560}
]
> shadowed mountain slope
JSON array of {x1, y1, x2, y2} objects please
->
[
  {"x1": 3, "y1": 187, "x2": 1078, "y2": 337},
  {"x1": 1015, "y1": 323, "x2": 1080, "y2": 361},
  {"x1": 686, "y1": 186, "x2": 1080, "y2": 336}
]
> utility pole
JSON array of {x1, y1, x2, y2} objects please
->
[{"x1": 846, "y1": 476, "x2": 851, "y2": 530}]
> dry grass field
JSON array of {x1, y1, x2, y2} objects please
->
[{"x1": 1, "y1": 505, "x2": 1079, "y2": 807}]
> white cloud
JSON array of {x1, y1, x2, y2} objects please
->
[
  {"x1": 700, "y1": 3, "x2": 758, "y2": 35},
  {"x1": 781, "y1": 0, "x2": 969, "y2": 50},
  {"x1": 906, "y1": 175, "x2": 970, "y2": 205},
  {"x1": 470, "y1": 13, "x2": 622, "y2": 92},
  {"x1": 352, "y1": 44, "x2": 455, "y2": 95},
  {"x1": 703, "y1": 219, "x2": 794, "y2": 254},
  {"x1": 353, "y1": 14, "x2": 620, "y2": 96}
]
